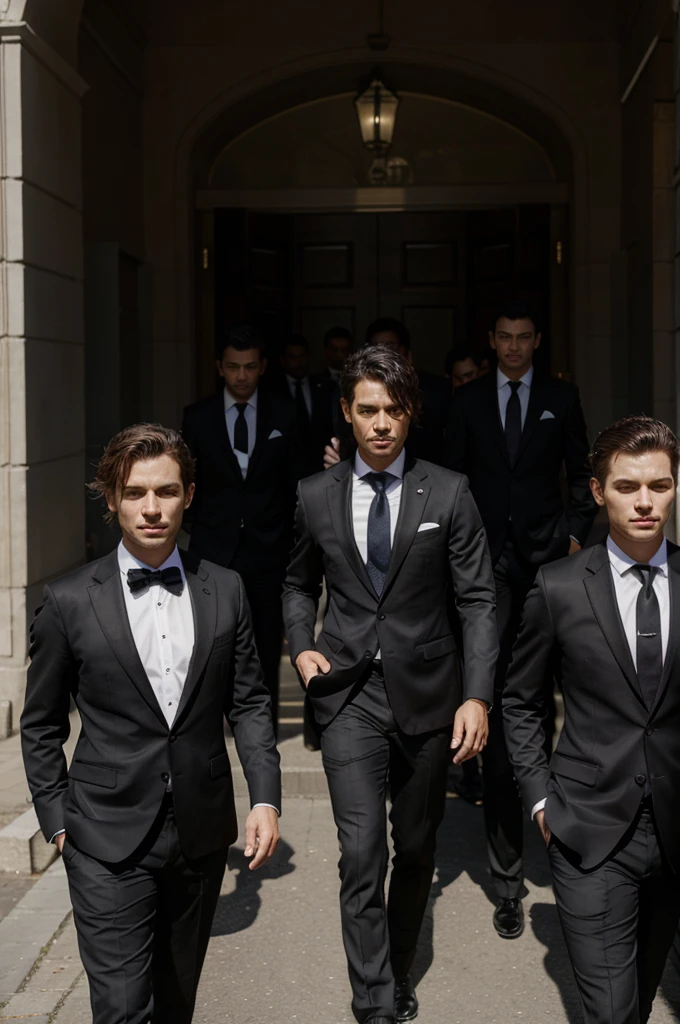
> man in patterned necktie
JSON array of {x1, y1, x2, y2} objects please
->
[{"x1": 283, "y1": 346, "x2": 498, "y2": 1024}]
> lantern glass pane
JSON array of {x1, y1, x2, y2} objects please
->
[{"x1": 354, "y1": 79, "x2": 399, "y2": 150}]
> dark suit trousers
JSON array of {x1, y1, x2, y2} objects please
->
[
  {"x1": 231, "y1": 544, "x2": 283, "y2": 729},
  {"x1": 63, "y1": 798, "x2": 228, "y2": 1024},
  {"x1": 549, "y1": 804, "x2": 680, "y2": 1024},
  {"x1": 320, "y1": 667, "x2": 451, "y2": 1023},
  {"x1": 484, "y1": 538, "x2": 538, "y2": 900}
]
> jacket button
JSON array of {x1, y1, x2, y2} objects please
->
[
  {"x1": 364, "y1": 651, "x2": 373, "y2": 658},
  {"x1": 169, "y1": 736, "x2": 177, "y2": 744},
  {"x1": 635, "y1": 774, "x2": 646, "y2": 786},
  {"x1": 378, "y1": 614, "x2": 386, "y2": 621},
  {"x1": 645, "y1": 727, "x2": 654, "y2": 737},
  {"x1": 161, "y1": 772, "x2": 170, "y2": 782}
]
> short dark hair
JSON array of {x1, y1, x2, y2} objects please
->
[
  {"x1": 589, "y1": 415, "x2": 680, "y2": 485},
  {"x1": 493, "y1": 300, "x2": 540, "y2": 335},
  {"x1": 445, "y1": 344, "x2": 479, "y2": 377},
  {"x1": 340, "y1": 345, "x2": 422, "y2": 418},
  {"x1": 365, "y1": 317, "x2": 411, "y2": 352},
  {"x1": 216, "y1": 324, "x2": 266, "y2": 361},
  {"x1": 324, "y1": 326, "x2": 353, "y2": 347},
  {"x1": 88, "y1": 423, "x2": 195, "y2": 524},
  {"x1": 282, "y1": 334, "x2": 309, "y2": 353}
]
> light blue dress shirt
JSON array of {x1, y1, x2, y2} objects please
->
[
  {"x1": 224, "y1": 388, "x2": 258, "y2": 478},
  {"x1": 496, "y1": 365, "x2": 534, "y2": 429}
]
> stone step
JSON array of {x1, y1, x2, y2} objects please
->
[{"x1": 0, "y1": 807, "x2": 57, "y2": 874}]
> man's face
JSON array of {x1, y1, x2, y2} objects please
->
[
  {"x1": 341, "y1": 378, "x2": 410, "y2": 467},
  {"x1": 590, "y1": 451, "x2": 675, "y2": 549},
  {"x1": 108, "y1": 455, "x2": 194, "y2": 558},
  {"x1": 280, "y1": 343, "x2": 309, "y2": 380},
  {"x1": 490, "y1": 317, "x2": 540, "y2": 378},
  {"x1": 369, "y1": 330, "x2": 412, "y2": 364},
  {"x1": 216, "y1": 346, "x2": 266, "y2": 400},
  {"x1": 325, "y1": 336, "x2": 351, "y2": 372},
  {"x1": 451, "y1": 357, "x2": 479, "y2": 390}
]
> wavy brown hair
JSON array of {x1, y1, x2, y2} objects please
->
[
  {"x1": 589, "y1": 415, "x2": 680, "y2": 484},
  {"x1": 88, "y1": 423, "x2": 195, "y2": 523},
  {"x1": 340, "y1": 344, "x2": 422, "y2": 419}
]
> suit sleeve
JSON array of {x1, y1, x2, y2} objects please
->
[
  {"x1": 446, "y1": 393, "x2": 467, "y2": 474},
  {"x1": 20, "y1": 587, "x2": 75, "y2": 844},
  {"x1": 502, "y1": 570, "x2": 557, "y2": 814},
  {"x1": 282, "y1": 484, "x2": 324, "y2": 664},
  {"x1": 562, "y1": 387, "x2": 597, "y2": 544},
  {"x1": 226, "y1": 576, "x2": 282, "y2": 811},
  {"x1": 448, "y1": 477, "x2": 498, "y2": 704}
]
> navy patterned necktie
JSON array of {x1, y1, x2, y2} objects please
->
[
  {"x1": 630, "y1": 564, "x2": 663, "y2": 709},
  {"x1": 127, "y1": 566, "x2": 183, "y2": 595},
  {"x1": 365, "y1": 472, "x2": 393, "y2": 597},
  {"x1": 504, "y1": 380, "x2": 522, "y2": 465}
]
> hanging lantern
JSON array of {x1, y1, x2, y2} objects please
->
[{"x1": 354, "y1": 71, "x2": 399, "y2": 154}]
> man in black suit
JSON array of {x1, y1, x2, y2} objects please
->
[
  {"x1": 182, "y1": 324, "x2": 305, "y2": 726},
  {"x1": 504, "y1": 415, "x2": 680, "y2": 1024},
  {"x1": 283, "y1": 346, "x2": 498, "y2": 1023},
  {"x1": 311, "y1": 326, "x2": 353, "y2": 437},
  {"x1": 448, "y1": 300, "x2": 597, "y2": 938},
  {"x1": 279, "y1": 333, "x2": 335, "y2": 472},
  {"x1": 21, "y1": 424, "x2": 281, "y2": 1024}
]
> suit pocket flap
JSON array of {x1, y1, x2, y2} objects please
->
[
  {"x1": 68, "y1": 761, "x2": 117, "y2": 789},
  {"x1": 550, "y1": 752, "x2": 598, "y2": 786},
  {"x1": 210, "y1": 753, "x2": 231, "y2": 779},
  {"x1": 418, "y1": 635, "x2": 457, "y2": 661}
]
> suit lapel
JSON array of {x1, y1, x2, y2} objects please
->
[
  {"x1": 173, "y1": 554, "x2": 216, "y2": 725},
  {"x1": 246, "y1": 393, "x2": 272, "y2": 480},
  {"x1": 514, "y1": 373, "x2": 547, "y2": 465},
  {"x1": 380, "y1": 460, "x2": 430, "y2": 602},
  {"x1": 88, "y1": 552, "x2": 168, "y2": 728},
  {"x1": 327, "y1": 461, "x2": 376, "y2": 599},
  {"x1": 209, "y1": 391, "x2": 243, "y2": 482},
  {"x1": 583, "y1": 543, "x2": 646, "y2": 707},
  {"x1": 651, "y1": 542, "x2": 680, "y2": 716},
  {"x1": 479, "y1": 373, "x2": 510, "y2": 468}
]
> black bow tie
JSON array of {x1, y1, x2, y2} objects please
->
[{"x1": 127, "y1": 566, "x2": 184, "y2": 594}]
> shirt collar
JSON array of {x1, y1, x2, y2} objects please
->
[
  {"x1": 354, "y1": 447, "x2": 406, "y2": 481},
  {"x1": 117, "y1": 540, "x2": 186, "y2": 581},
  {"x1": 224, "y1": 387, "x2": 258, "y2": 413},
  {"x1": 606, "y1": 535, "x2": 668, "y2": 578},
  {"x1": 497, "y1": 365, "x2": 534, "y2": 390},
  {"x1": 286, "y1": 373, "x2": 308, "y2": 387}
]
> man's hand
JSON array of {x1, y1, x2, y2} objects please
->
[
  {"x1": 323, "y1": 437, "x2": 341, "y2": 470},
  {"x1": 244, "y1": 806, "x2": 280, "y2": 871},
  {"x1": 535, "y1": 809, "x2": 551, "y2": 847},
  {"x1": 55, "y1": 833, "x2": 65, "y2": 855},
  {"x1": 568, "y1": 539, "x2": 582, "y2": 556},
  {"x1": 451, "y1": 699, "x2": 489, "y2": 764},
  {"x1": 295, "y1": 650, "x2": 331, "y2": 688}
]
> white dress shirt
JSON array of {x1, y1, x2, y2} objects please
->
[
  {"x1": 119, "y1": 542, "x2": 195, "y2": 729},
  {"x1": 532, "y1": 535, "x2": 670, "y2": 821},
  {"x1": 286, "y1": 374, "x2": 312, "y2": 417},
  {"x1": 497, "y1": 365, "x2": 533, "y2": 429},
  {"x1": 224, "y1": 387, "x2": 258, "y2": 478},
  {"x1": 351, "y1": 449, "x2": 405, "y2": 659}
]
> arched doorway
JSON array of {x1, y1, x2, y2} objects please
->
[{"x1": 188, "y1": 60, "x2": 575, "y2": 399}]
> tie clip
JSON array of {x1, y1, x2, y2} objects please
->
[{"x1": 638, "y1": 632, "x2": 658, "y2": 638}]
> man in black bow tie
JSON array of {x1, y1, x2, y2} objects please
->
[{"x1": 21, "y1": 423, "x2": 281, "y2": 1024}]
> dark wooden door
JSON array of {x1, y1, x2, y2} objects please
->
[
  {"x1": 292, "y1": 213, "x2": 378, "y2": 371},
  {"x1": 377, "y1": 212, "x2": 466, "y2": 377}
]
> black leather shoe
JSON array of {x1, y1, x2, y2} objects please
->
[
  {"x1": 493, "y1": 897, "x2": 525, "y2": 939},
  {"x1": 395, "y1": 974, "x2": 419, "y2": 1021}
]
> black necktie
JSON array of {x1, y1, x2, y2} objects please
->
[
  {"x1": 295, "y1": 379, "x2": 310, "y2": 424},
  {"x1": 631, "y1": 564, "x2": 663, "y2": 709},
  {"x1": 504, "y1": 381, "x2": 522, "y2": 465},
  {"x1": 127, "y1": 566, "x2": 184, "y2": 595},
  {"x1": 234, "y1": 403, "x2": 249, "y2": 455},
  {"x1": 365, "y1": 472, "x2": 393, "y2": 597}
]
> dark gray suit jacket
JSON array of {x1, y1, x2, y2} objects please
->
[
  {"x1": 503, "y1": 541, "x2": 680, "y2": 871},
  {"x1": 282, "y1": 456, "x2": 498, "y2": 733},
  {"x1": 21, "y1": 549, "x2": 281, "y2": 863}
]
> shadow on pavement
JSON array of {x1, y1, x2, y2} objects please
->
[
  {"x1": 530, "y1": 902, "x2": 582, "y2": 1024},
  {"x1": 210, "y1": 838, "x2": 296, "y2": 937}
]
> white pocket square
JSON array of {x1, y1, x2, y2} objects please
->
[
  {"x1": 268, "y1": 429, "x2": 283, "y2": 440},
  {"x1": 417, "y1": 522, "x2": 440, "y2": 532},
  {"x1": 540, "y1": 410, "x2": 555, "y2": 421}
]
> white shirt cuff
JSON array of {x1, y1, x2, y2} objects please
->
[
  {"x1": 50, "y1": 829, "x2": 66, "y2": 844},
  {"x1": 531, "y1": 798, "x2": 547, "y2": 820},
  {"x1": 569, "y1": 535, "x2": 581, "y2": 546},
  {"x1": 253, "y1": 803, "x2": 280, "y2": 816}
]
